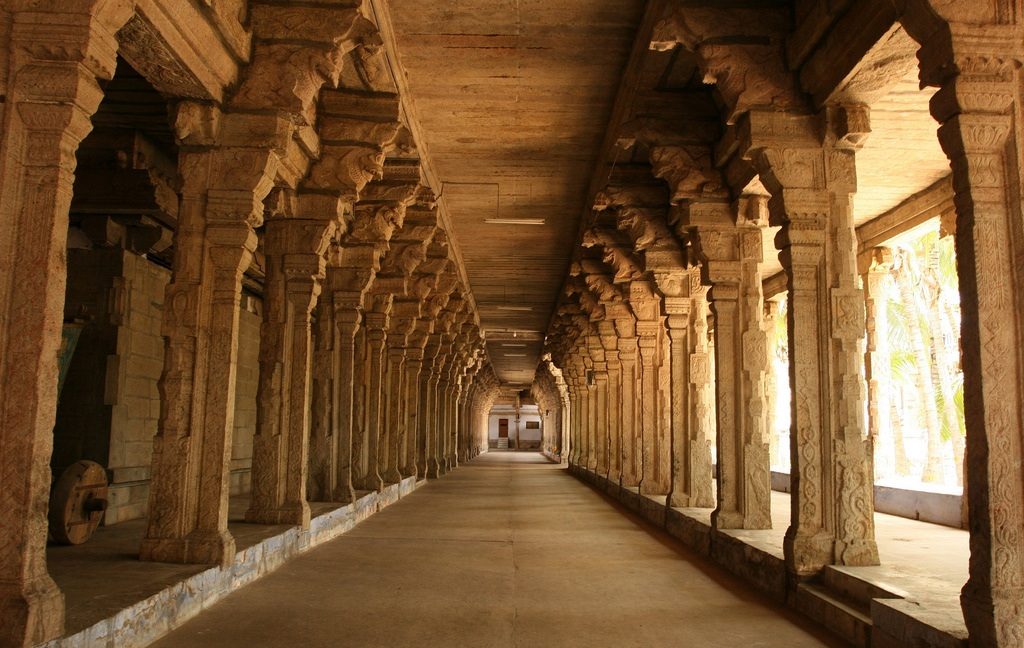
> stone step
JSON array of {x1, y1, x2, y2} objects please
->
[
  {"x1": 794, "y1": 583, "x2": 873, "y2": 648},
  {"x1": 496, "y1": 438, "x2": 509, "y2": 449},
  {"x1": 822, "y1": 566, "x2": 909, "y2": 610}
]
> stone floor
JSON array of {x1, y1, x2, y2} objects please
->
[
  {"x1": 151, "y1": 453, "x2": 839, "y2": 648},
  {"x1": 48, "y1": 496, "x2": 360, "y2": 635}
]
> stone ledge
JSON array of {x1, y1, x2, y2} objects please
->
[{"x1": 44, "y1": 476, "x2": 422, "y2": 648}]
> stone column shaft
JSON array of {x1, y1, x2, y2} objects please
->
[
  {"x1": 358, "y1": 310, "x2": 388, "y2": 491},
  {"x1": 688, "y1": 285, "x2": 716, "y2": 507},
  {"x1": 696, "y1": 217, "x2": 771, "y2": 530},
  {"x1": 143, "y1": 147, "x2": 273, "y2": 569},
  {"x1": 332, "y1": 308, "x2": 361, "y2": 502},
  {"x1": 0, "y1": 15, "x2": 117, "y2": 641},
  {"x1": 746, "y1": 107, "x2": 878, "y2": 574},
  {"x1": 606, "y1": 352, "x2": 622, "y2": 484},
  {"x1": 618, "y1": 337, "x2": 640, "y2": 487},
  {"x1": 247, "y1": 217, "x2": 331, "y2": 527}
]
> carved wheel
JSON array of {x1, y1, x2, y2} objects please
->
[{"x1": 48, "y1": 460, "x2": 109, "y2": 545}]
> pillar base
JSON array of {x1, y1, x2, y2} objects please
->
[
  {"x1": 245, "y1": 502, "x2": 311, "y2": 528},
  {"x1": 402, "y1": 464, "x2": 418, "y2": 480},
  {"x1": 835, "y1": 538, "x2": 880, "y2": 567},
  {"x1": 668, "y1": 491, "x2": 692, "y2": 508},
  {"x1": 638, "y1": 482, "x2": 667, "y2": 498},
  {"x1": 783, "y1": 528, "x2": 835, "y2": 577},
  {"x1": 330, "y1": 484, "x2": 357, "y2": 505},
  {"x1": 0, "y1": 576, "x2": 65, "y2": 648},
  {"x1": 356, "y1": 473, "x2": 385, "y2": 492},
  {"x1": 384, "y1": 468, "x2": 403, "y2": 485},
  {"x1": 426, "y1": 459, "x2": 442, "y2": 479},
  {"x1": 608, "y1": 469, "x2": 621, "y2": 485},
  {"x1": 140, "y1": 529, "x2": 236, "y2": 567}
]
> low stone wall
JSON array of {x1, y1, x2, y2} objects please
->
[
  {"x1": 771, "y1": 471, "x2": 964, "y2": 529},
  {"x1": 45, "y1": 477, "x2": 422, "y2": 648}
]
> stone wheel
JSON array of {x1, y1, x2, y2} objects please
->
[{"x1": 48, "y1": 460, "x2": 109, "y2": 545}]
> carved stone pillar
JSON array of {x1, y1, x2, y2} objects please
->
[
  {"x1": 582, "y1": 354, "x2": 596, "y2": 471},
  {"x1": 862, "y1": 249, "x2": 892, "y2": 484},
  {"x1": 686, "y1": 198, "x2": 771, "y2": 529},
  {"x1": 569, "y1": 364, "x2": 585, "y2": 464},
  {"x1": 764, "y1": 298, "x2": 782, "y2": 470},
  {"x1": 663, "y1": 293, "x2": 693, "y2": 508},
  {"x1": 356, "y1": 296, "x2": 390, "y2": 491},
  {"x1": 247, "y1": 203, "x2": 334, "y2": 526},
  {"x1": 434, "y1": 357, "x2": 452, "y2": 476},
  {"x1": 587, "y1": 334, "x2": 609, "y2": 475},
  {"x1": 631, "y1": 281, "x2": 669, "y2": 495},
  {"x1": 0, "y1": 11, "x2": 121, "y2": 642},
  {"x1": 142, "y1": 145, "x2": 273, "y2": 567},
  {"x1": 427, "y1": 348, "x2": 447, "y2": 478},
  {"x1": 308, "y1": 274, "x2": 336, "y2": 502},
  {"x1": 616, "y1": 321, "x2": 640, "y2": 487},
  {"x1": 746, "y1": 107, "x2": 878, "y2": 573},
  {"x1": 382, "y1": 311, "x2": 413, "y2": 484},
  {"x1": 420, "y1": 337, "x2": 441, "y2": 477},
  {"x1": 602, "y1": 332, "x2": 622, "y2": 483},
  {"x1": 688, "y1": 274, "x2": 716, "y2": 507},
  {"x1": 331, "y1": 305, "x2": 362, "y2": 502},
  {"x1": 403, "y1": 327, "x2": 428, "y2": 477},
  {"x1": 920, "y1": 38, "x2": 1024, "y2": 643}
]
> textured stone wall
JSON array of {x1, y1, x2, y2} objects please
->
[{"x1": 105, "y1": 252, "x2": 171, "y2": 524}]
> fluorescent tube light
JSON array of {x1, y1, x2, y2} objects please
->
[
  {"x1": 484, "y1": 218, "x2": 546, "y2": 226},
  {"x1": 496, "y1": 306, "x2": 533, "y2": 311}
]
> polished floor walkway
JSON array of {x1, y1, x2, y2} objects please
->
[{"x1": 153, "y1": 453, "x2": 839, "y2": 647}]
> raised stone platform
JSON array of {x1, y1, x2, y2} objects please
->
[
  {"x1": 44, "y1": 476, "x2": 422, "y2": 648},
  {"x1": 569, "y1": 463, "x2": 968, "y2": 647}
]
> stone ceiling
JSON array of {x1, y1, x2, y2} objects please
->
[{"x1": 384, "y1": 0, "x2": 644, "y2": 386}]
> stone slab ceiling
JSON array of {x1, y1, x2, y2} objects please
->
[{"x1": 386, "y1": 0, "x2": 644, "y2": 385}]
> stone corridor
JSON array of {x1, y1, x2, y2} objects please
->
[
  {"x1": 151, "y1": 452, "x2": 836, "y2": 648},
  {"x1": 3, "y1": 1, "x2": 1022, "y2": 646}
]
